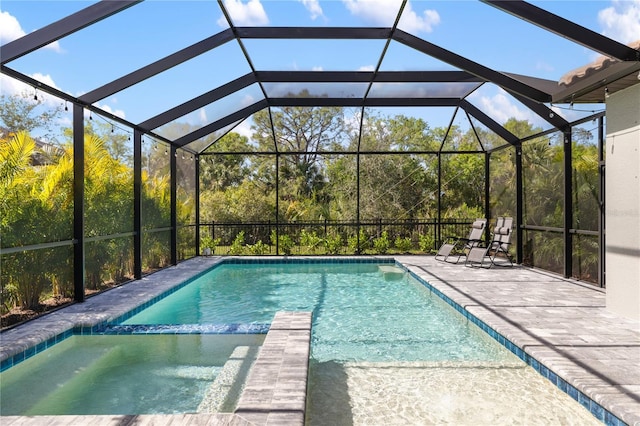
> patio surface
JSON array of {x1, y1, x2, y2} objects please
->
[
  {"x1": 396, "y1": 255, "x2": 640, "y2": 425},
  {"x1": 1, "y1": 255, "x2": 639, "y2": 425}
]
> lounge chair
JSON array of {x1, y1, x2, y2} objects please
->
[
  {"x1": 435, "y1": 218, "x2": 487, "y2": 263},
  {"x1": 465, "y1": 217, "x2": 514, "y2": 268}
]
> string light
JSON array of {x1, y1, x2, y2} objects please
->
[
  {"x1": 64, "y1": 101, "x2": 68, "y2": 112},
  {"x1": 33, "y1": 88, "x2": 38, "y2": 101},
  {"x1": 604, "y1": 87, "x2": 610, "y2": 99}
]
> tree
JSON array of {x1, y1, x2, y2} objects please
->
[
  {"x1": 0, "y1": 92, "x2": 63, "y2": 142},
  {"x1": 440, "y1": 128, "x2": 485, "y2": 215},
  {"x1": 1, "y1": 131, "x2": 72, "y2": 309},
  {"x1": 251, "y1": 99, "x2": 346, "y2": 202},
  {"x1": 201, "y1": 132, "x2": 253, "y2": 190},
  {"x1": 337, "y1": 114, "x2": 438, "y2": 220}
]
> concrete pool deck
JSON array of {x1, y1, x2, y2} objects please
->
[{"x1": 1, "y1": 255, "x2": 639, "y2": 425}]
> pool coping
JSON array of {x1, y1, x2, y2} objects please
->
[
  {"x1": 1, "y1": 255, "x2": 638, "y2": 425},
  {"x1": 235, "y1": 311, "x2": 312, "y2": 425}
]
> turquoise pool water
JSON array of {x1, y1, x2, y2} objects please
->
[
  {"x1": 0, "y1": 334, "x2": 264, "y2": 415},
  {"x1": 124, "y1": 262, "x2": 514, "y2": 364}
]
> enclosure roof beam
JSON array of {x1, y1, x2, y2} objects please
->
[
  {"x1": 460, "y1": 100, "x2": 519, "y2": 145},
  {"x1": 234, "y1": 26, "x2": 392, "y2": 39},
  {"x1": 138, "y1": 73, "x2": 256, "y2": 131},
  {"x1": 80, "y1": 29, "x2": 235, "y2": 104},
  {"x1": 255, "y1": 70, "x2": 483, "y2": 83},
  {"x1": 482, "y1": 0, "x2": 640, "y2": 61},
  {"x1": 508, "y1": 91, "x2": 570, "y2": 130},
  {"x1": 173, "y1": 100, "x2": 268, "y2": 147},
  {"x1": 1, "y1": 1, "x2": 141, "y2": 64},
  {"x1": 393, "y1": 29, "x2": 552, "y2": 103},
  {"x1": 268, "y1": 97, "x2": 461, "y2": 107}
]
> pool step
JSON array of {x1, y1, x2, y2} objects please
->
[
  {"x1": 378, "y1": 265, "x2": 405, "y2": 280},
  {"x1": 197, "y1": 345, "x2": 261, "y2": 413}
]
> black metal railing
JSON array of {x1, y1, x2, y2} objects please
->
[{"x1": 197, "y1": 218, "x2": 478, "y2": 255}]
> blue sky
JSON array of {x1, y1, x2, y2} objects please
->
[{"x1": 1, "y1": 0, "x2": 639, "y2": 141}]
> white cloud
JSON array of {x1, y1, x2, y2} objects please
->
[
  {"x1": 0, "y1": 10, "x2": 61, "y2": 53},
  {"x1": 471, "y1": 89, "x2": 535, "y2": 125},
  {"x1": 95, "y1": 103, "x2": 126, "y2": 120},
  {"x1": 598, "y1": 0, "x2": 640, "y2": 44},
  {"x1": 398, "y1": 4, "x2": 440, "y2": 34},
  {"x1": 343, "y1": 0, "x2": 402, "y2": 26},
  {"x1": 0, "y1": 10, "x2": 25, "y2": 44},
  {"x1": 30, "y1": 73, "x2": 60, "y2": 92},
  {"x1": 358, "y1": 65, "x2": 375, "y2": 71},
  {"x1": 299, "y1": 0, "x2": 324, "y2": 20},
  {"x1": 233, "y1": 119, "x2": 253, "y2": 140},
  {"x1": 199, "y1": 108, "x2": 208, "y2": 125},
  {"x1": 0, "y1": 73, "x2": 62, "y2": 107},
  {"x1": 241, "y1": 93, "x2": 256, "y2": 108},
  {"x1": 0, "y1": 73, "x2": 29, "y2": 97},
  {"x1": 342, "y1": 0, "x2": 440, "y2": 33},
  {"x1": 217, "y1": 0, "x2": 269, "y2": 26},
  {"x1": 312, "y1": 65, "x2": 324, "y2": 71}
]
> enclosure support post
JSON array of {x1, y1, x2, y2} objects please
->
[
  {"x1": 195, "y1": 155, "x2": 200, "y2": 256},
  {"x1": 356, "y1": 153, "x2": 361, "y2": 253},
  {"x1": 275, "y1": 153, "x2": 280, "y2": 255},
  {"x1": 515, "y1": 143, "x2": 523, "y2": 264},
  {"x1": 563, "y1": 128, "x2": 573, "y2": 278},
  {"x1": 437, "y1": 153, "x2": 442, "y2": 246},
  {"x1": 133, "y1": 130, "x2": 142, "y2": 279},
  {"x1": 598, "y1": 117, "x2": 605, "y2": 288},
  {"x1": 73, "y1": 104, "x2": 85, "y2": 302},
  {"x1": 170, "y1": 145, "x2": 177, "y2": 265},
  {"x1": 356, "y1": 106, "x2": 364, "y2": 254},
  {"x1": 484, "y1": 152, "x2": 491, "y2": 243}
]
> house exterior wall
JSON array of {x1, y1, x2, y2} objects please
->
[{"x1": 605, "y1": 82, "x2": 640, "y2": 321}]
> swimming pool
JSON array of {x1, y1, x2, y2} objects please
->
[
  {"x1": 0, "y1": 258, "x2": 603, "y2": 424},
  {"x1": 123, "y1": 261, "x2": 513, "y2": 364},
  {"x1": 123, "y1": 259, "x2": 599, "y2": 424}
]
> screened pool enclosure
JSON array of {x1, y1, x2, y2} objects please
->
[{"x1": 2, "y1": 0, "x2": 640, "y2": 325}]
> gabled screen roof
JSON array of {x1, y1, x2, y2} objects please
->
[{"x1": 1, "y1": 0, "x2": 639, "y2": 153}]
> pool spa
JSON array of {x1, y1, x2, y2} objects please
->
[{"x1": 0, "y1": 257, "x2": 610, "y2": 424}]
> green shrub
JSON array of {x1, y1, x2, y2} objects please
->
[
  {"x1": 247, "y1": 240, "x2": 269, "y2": 255},
  {"x1": 394, "y1": 236, "x2": 413, "y2": 253},
  {"x1": 324, "y1": 234, "x2": 343, "y2": 255},
  {"x1": 270, "y1": 230, "x2": 294, "y2": 255},
  {"x1": 419, "y1": 233, "x2": 436, "y2": 253},
  {"x1": 229, "y1": 231, "x2": 245, "y2": 255},
  {"x1": 373, "y1": 231, "x2": 390, "y2": 254},
  {"x1": 201, "y1": 235, "x2": 221, "y2": 255},
  {"x1": 347, "y1": 229, "x2": 370, "y2": 254},
  {"x1": 300, "y1": 229, "x2": 322, "y2": 253}
]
